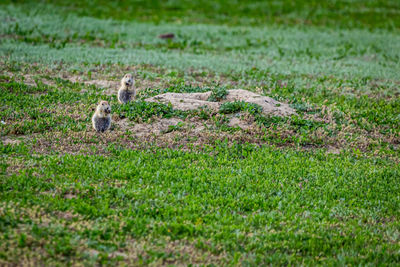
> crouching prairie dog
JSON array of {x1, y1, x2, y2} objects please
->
[
  {"x1": 118, "y1": 73, "x2": 135, "y2": 104},
  {"x1": 92, "y1": 100, "x2": 111, "y2": 132}
]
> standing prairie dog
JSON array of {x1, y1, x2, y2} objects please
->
[
  {"x1": 118, "y1": 73, "x2": 135, "y2": 104},
  {"x1": 92, "y1": 100, "x2": 111, "y2": 132}
]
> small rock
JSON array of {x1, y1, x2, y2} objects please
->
[
  {"x1": 64, "y1": 193, "x2": 77, "y2": 199},
  {"x1": 2, "y1": 138, "x2": 21, "y2": 145},
  {"x1": 158, "y1": 33, "x2": 175, "y2": 39},
  {"x1": 109, "y1": 251, "x2": 128, "y2": 259},
  {"x1": 87, "y1": 249, "x2": 100, "y2": 257}
]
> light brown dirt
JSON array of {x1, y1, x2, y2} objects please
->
[
  {"x1": 2, "y1": 137, "x2": 22, "y2": 145},
  {"x1": 116, "y1": 118, "x2": 184, "y2": 136},
  {"x1": 228, "y1": 117, "x2": 254, "y2": 130},
  {"x1": 4, "y1": 72, "x2": 56, "y2": 87},
  {"x1": 146, "y1": 92, "x2": 219, "y2": 111},
  {"x1": 225, "y1": 89, "x2": 295, "y2": 117}
]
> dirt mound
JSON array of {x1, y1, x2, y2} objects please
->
[
  {"x1": 145, "y1": 89, "x2": 295, "y2": 117},
  {"x1": 146, "y1": 92, "x2": 219, "y2": 111},
  {"x1": 225, "y1": 89, "x2": 295, "y2": 117}
]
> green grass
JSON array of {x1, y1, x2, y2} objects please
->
[
  {"x1": 1, "y1": 0, "x2": 400, "y2": 265},
  {"x1": 0, "y1": 77, "x2": 108, "y2": 135},
  {"x1": 1, "y1": 6, "x2": 400, "y2": 80},
  {"x1": 1, "y1": 143, "x2": 400, "y2": 265},
  {"x1": 208, "y1": 87, "x2": 228, "y2": 102},
  {"x1": 219, "y1": 101, "x2": 263, "y2": 115},
  {"x1": 116, "y1": 101, "x2": 181, "y2": 123},
  {"x1": 4, "y1": 0, "x2": 400, "y2": 29}
]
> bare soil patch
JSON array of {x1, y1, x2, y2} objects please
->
[
  {"x1": 228, "y1": 116, "x2": 254, "y2": 130},
  {"x1": 117, "y1": 117, "x2": 184, "y2": 136},
  {"x1": 25, "y1": 117, "x2": 263, "y2": 155},
  {"x1": 146, "y1": 92, "x2": 218, "y2": 111},
  {"x1": 2, "y1": 137, "x2": 23, "y2": 146},
  {"x1": 3, "y1": 72, "x2": 56, "y2": 87}
]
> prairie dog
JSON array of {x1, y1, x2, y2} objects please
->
[
  {"x1": 92, "y1": 100, "x2": 111, "y2": 132},
  {"x1": 118, "y1": 73, "x2": 135, "y2": 104}
]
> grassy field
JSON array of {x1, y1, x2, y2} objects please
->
[{"x1": 1, "y1": 0, "x2": 400, "y2": 265}]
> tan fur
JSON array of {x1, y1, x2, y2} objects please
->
[
  {"x1": 118, "y1": 73, "x2": 135, "y2": 104},
  {"x1": 92, "y1": 100, "x2": 112, "y2": 132}
]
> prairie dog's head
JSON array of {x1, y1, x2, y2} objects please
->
[
  {"x1": 96, "y1": 100, "x2": 111, "y2": 115},
  {"x1": 121, "y1": 73, "x2": 134, "y2": 87}
]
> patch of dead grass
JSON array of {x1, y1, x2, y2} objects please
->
[{"x1": 2, "y1": 112, "x2": 397, "y2": 163}]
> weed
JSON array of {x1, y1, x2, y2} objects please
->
[
  {"x1": 219, "y1": 101, "x2": 262, "y2": 115},
  {"x1": 208, "y1": 87, "x2": 228, "y2": 102},
  {"x1": 115, "y1": 100, "x2": 187, "y2": 122}
]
